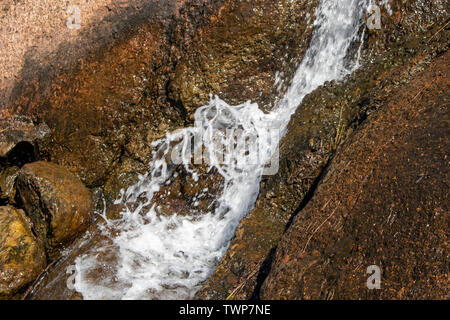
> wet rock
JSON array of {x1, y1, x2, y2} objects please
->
[
  {"x1": 7, "y1": 2, "x2": 212, "y2": 188},
  {"x1": 154, "y1": 165, "x2": 224, "y2": 216},
  {"x1": 0, "y1": 206, "x2": 46, "y2": 299},
  {"x1": 196, "y1": 6, "x2": 449, "y2": 299},
  {"x1": 261, "y1": 49, "x2": 449, "y2": 299},
  {"x1": 3, "y1": 0, "x2": 447, "y2": 300},
  {"x1": 15, "y1": 161, "x2": 94, "y2": 254},
  {"x1": 108, "y1": 162, "x2": 225, "y2": 219},
  {"x1": 0, "y1": 166, "x2": 19, "y2": 204},
  {"x1": 103, "y1": 158, "x2": 148, "y2": 211},
  {"x1": 0, "y1": 116, "x2": 50, "y2": 206},
  {"x1": 362, "y1": 0, "x2": 448, "y2": 64},
  {"x1": 27, "y1": 222, "x2": 109, "y2": 300},
  {"x1": 169, "y1": 0, "x2": 319, "y2": 113},
  {"x1": 4, "y1": 0, "x2": 318, "y2": 207},
  {"x1": 0, "y1": 115, "x2": 50, "y2": 165},
  {"x1": 4, "y1": 0, "x2": 232, "y2": 193},
  {"x1": 196, "y1": 148, "x2": 330, "y2": 299}
]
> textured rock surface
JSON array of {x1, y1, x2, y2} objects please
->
[
  {"x1": 101, "y1": 0, "x2": 319, "y2": 212},
  {"x1": 0, "y1": 116, "x2": 49, "y2": 161},
  {"x1": 0, "y1": 166, "x2": 19, "y2": 205},
  {"x1": 362, "y1": 0, "x2": 448, "y2": 64},
  {"x1": 0, "y1": 116, "x2": 51, "y2": 205},
  {"x1": 2, "y1": 0, "x2": 448, "y2": 300},
  {"x1": 261, "y1": 49, "x2": 449, "y2": 299},
  {"x1": 4, "y1": 0, "x2": 221, "y2": 189},
  {"x1": 3, "y1": 0, "x2": 319, "y2": 198},
  {"x1": 0, "y1": 0, "x2": 186, "y2": 109},
  {"x1": 196, "y1": 1, "x2": 449, "y2": 299},
  {"x1": 169, "y1": 0, "x2": 318, "y2": 113},
  {"x1": 15, "y1": 161, "x2": 94, "y2": 253},
  {"x1": 1, "y1": 1, "x2": 326, "y2": 299},
  {"x1": 27, "y1": 223, "x2": 107, "y2": 300},
  {"x1": 0, "y1": 206, "x2": 46, "y2": 298}
]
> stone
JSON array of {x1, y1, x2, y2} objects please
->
[
  {"x1": 169, "y1": 0, "x2": 319, "y2": 113},
  {"x1": 0, "y1": 206, "x2": 46, "y2": 298},
  {"x1": 15, "y1": 161, "x2": 94, "y2": 252},
  {"x1": 0, "y1": 166, "x2": 19, "y2": 204},
  {"x1": 2, "y1": 0, "x2": 447, "y2": 300},
  {"x1": 196, "y1": 2, "x2": 449, "y2": 299},
  {"x1": 260, "y1": 49, "x2": 449, "y2": 300},
  {"x1": 6, "y1": 1, "x2": 219, "y2": 189}
]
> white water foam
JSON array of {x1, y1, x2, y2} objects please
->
[{"x1": 74, "y1": 0, "x2": 370, "y2": 299}]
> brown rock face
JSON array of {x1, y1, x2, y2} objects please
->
[
  {"x1": 0, "y1": 0, "x2": 323, "y2": 299},
  {"x1": 5, "y1": 1, "x2": 221, "y2": 189},
  {"x1": 3, "y1": 0, "x2": 318, "y2": 206},
  {"x1": 27, "y1": 223, "x2": 110, "y2": 300},
  {"x1": 10, "y1": 22, "x2": 181, "y2": 188},
  {"x1": 0, "y1": 116, "x2": 50, "y2": 162},
  {"x1": 0, "y1": 166, "x2": 19, "y2": 205},
  {"x1": 2, "y1": 0, "x2": 447, "y2": 300},
  {"x1": 0, "y1": 206, "x2": 46, "y2": 298},
  {"x1": 15, "y1": 161, "x2": 94, "y2": 252},
  {"x1": 169, "y1": 0, "x2": 318, "y2": 113},
  {"x1": 196, "y1": 1, "x2": 449, "y2": 299},
  {"x1": 260, "y1": 50, "x2": 449, "y2": 300},
  {"x1": 362, "y1": 0, "x2": 449, "y2": 64}
]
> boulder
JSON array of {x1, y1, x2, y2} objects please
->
[
  {"x1": 0, "y1": 115, "x2": 50, "y2": 205},
  {"x1": 0, "y1": 206, "x2": 46, "y2": 298},
  {"x1": 15, "y1": 161, "x2": 94, "y2": 253},
  {"x1": 196, "y1": 1, "x2": 449, "y2": 299},
  {"x1": 260, "y1": 49, "x2": 449, "y2": 299},
  {"x1": 3, "y1": 0, "x2": 447, "y2": 300},
  {"x1": 4, "y1": 0, "x2": 318, "y2": 205}
]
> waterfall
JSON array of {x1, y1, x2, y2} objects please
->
[{"x1": 74, "y1": 0, "x2": 370, "y2": 300}]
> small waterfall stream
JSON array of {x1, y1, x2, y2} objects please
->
[{"x1": 74, "y1": 0, "x2": 371, "y2": 299}]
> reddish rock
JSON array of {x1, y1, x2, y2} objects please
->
[
  {"x1": 169, "y1": 0, "x2": 319, "y2": 113},
  {"x1": 196, "y1": 1, "x2": 449, "y2": 299},
  {"x1": 260, "y1": 50, "x2": 449, "y2": 300},
  {"x1": 1, "y1": 0, "x2": 447, "y2": 300},
  {"x1": 0, "y1": 116, "x2": 49, "y2": 162},
  {"x1": 5, "y1": 1, "x2": 220, "y2": 188},
  {"x1": 15, "y1": 161, "x2": 94, "y2": 253}
]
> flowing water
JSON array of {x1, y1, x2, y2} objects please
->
[{"x1": 74, "y1": 0, "x2": 371, "y2": 299}]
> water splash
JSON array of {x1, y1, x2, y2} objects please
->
[{"x1": 74, "y1": 0, "x2": 370, "y2": 299}]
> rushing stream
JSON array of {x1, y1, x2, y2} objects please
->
[{"x1": 74, "y1": 0, "x2": 371, "y2": 299}]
